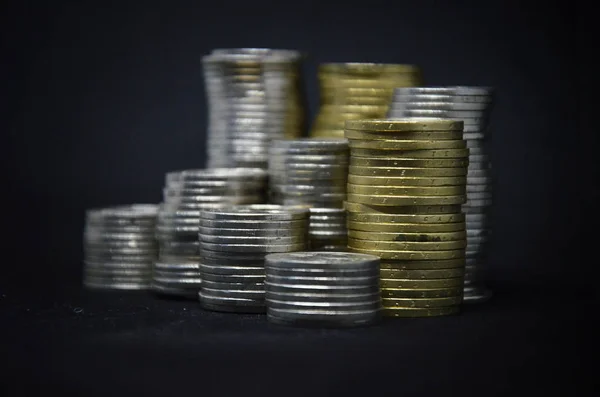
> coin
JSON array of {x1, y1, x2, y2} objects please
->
[
  {"x1": 382, "y1": 296, "x2": 463, "y2": 308},
  {"x1": 349, "y1": 165, "x2": 467, "y2": 177},
  {"x1": 348, "y1": 230, "x2": 466, "y2": 242},
  {"x1": 344, "y1": 129, "x2": 464, "y2": 140},
  {"x1": 347, "y1": 221, "x2": 466, "y2": 233},
  {"x1": 380, "y1": 267, "x2": 465, "y2": 279},
  {"x1": 345, "y1": 201, "x2": 463, "y2": 214},
  {"x1": 349, "y1": 157, "x2": 469, "y2": 168},
  {"x1": 347, "y1": 139, "x2": 467, "y2": 150},
  {"x1": 346, "y1": 193, "x2": 466, "y2": 206},
  {"x1": 349, "y1": 247, "x2": 464, "y2": 260},
  {"x1": 381, "y1": 287, "x2": 463, "y2": 298},
  {"x1": 348, "y1": 239, "x2": 466, "y2": 251},
  {"x1": 381, "y1": 306, "x2": 460, "y2": 317},
  {"x1": 346, "y1": 211, "x2": 464, "y2": 223},
  {"x1": 347, "y1": 184, "x2": 465, "y2": 196},
  {"x1": 345, "y1": 118, "x2": 463, "y2": 132},
  {"x1": 349, "y1": 148, "x2": 470, "y2": 158}
]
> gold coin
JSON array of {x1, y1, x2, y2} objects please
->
[
  {"x1": 349, "y1": 165, "x2": 467, "y2": 177},
  {"x1": 349, "y1": 148, "x2": 470, "y2": 158},
  {"x1": 346, "y1": 193, "x2": 466, "y2": 206},
  {"x1": 344, "y1": 201, "x2": 463, "y2": 214},
  {"x1": 349, "y1": 247, "x2": 465, "y2": 260},
  {"x1": 332, "y1": 96, "x2": 391, "y2": 106},
  {"x1": 380, "y1": 258, "x2": 466, "y2": 270},
  {"x1": 380, "y1": 267, "x2": 465, "y2": 279},
  {"x1": 382, "y1": 306, "x2": 460, "y2": 317},
  {"x1": 347, "y1": 139, "x2": 467, "y2": 150},
  {"x1": 347, "y1": 174, "x2": 467, "y2": 187},
  {"x1": 381, "y1": 287, "x2": 463, "y2": 298},
  {"x1": 347, "y1": 184, "x2": 466, "y2": 196},
  {"x1": 345, "y1": 118, "x2": 463, "y2": 132},
  {"x1": 349, "y1": 156, "x2": 469, "y2": 168},
  {"x1": 380, "y1": 277, "x2": 464, "y2": 289},
  {"x1": 348, "y1": 238, "x2": 466, "y2": 251},
  {"x1": 346, "y1": 210, "x2": 464, "y2": 223},
  {"x1": 344, "y1": 129, "x2": 463, "y2": 141},
  {"x1": 347, "y1": 221, "x2": 466, "y2": 233},
  {"x1": 319, "y1": 63, "x2": 422, "y2": 74},
  {"x1": 382, "y1": 296, "x2": 463, "y2": 308},
  {"x1": 348, "y1": 229, "x2": 467, "y2": 242},
  {"x1": 327, "y1": 87, "x2": 394, "y2": 97}
]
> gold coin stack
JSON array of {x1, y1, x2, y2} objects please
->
[
  {"x1": 344, "y1": 118, "x2": 469, "y2": 318},
  {"x1": 310, "y1": 63, "x2": 423, "y2": 139}
]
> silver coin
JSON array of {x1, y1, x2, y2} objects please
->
[
  {"x1": 84, "y1": 266, "x2": 152, "y2": 277},
  {"x1": 197, "y1": 226, "x2": 307, "y2": 238},
  {"x1": 200, "y1": 241, "x2": 307, "y2": 253},
  {"x1": 199, "y1": 205, "x2": 310, "y2": 221},
  {"x1": 198, "y1": 218, "x2": 308, "y2": 229},
  {"x1": 200, "y1": 286, "x2": 264, "y2": 300},
  {"x1": 200, "y1": 269, "x2": 265, "y2": 282},
  {"x1": 199, "y1": 263, "x2": 264, "y2": 275},
  {"x1": 265, "y1": 251, "x2": 379, "y2": 269},
  {"x1": 152, "y1": 268, "x2": 200, "y2": 278},
  {"x1": 392, "y1": 94, "x2": 454, "y2": 103},
  {"x1": 466, "y1": 176, "x2": 492, "y2": 185},
  {"x1": 266, "y1": 266, "x2": 377, "y2": 279},
  {"x1": 198, "y1": 233, "x2": 306, "y2": 245},
  {"x1": 266, "y1": 306, "x2": 380, "y2": 322},
  {"x1": 467, "y1": 192, "x2": 493, "y2": 200},
  {"x1": 154, "y1": 260, "x2": 200, "y2": 271},
  {"x1": 393, "y1": 87, "x2": 456, "y2": 96},
  {"x1": 200, "y1": 279, "x2": 264, "y2": 291},
  {"x1": 267, "y1": 290, "x2": 380, "y2": 303}
]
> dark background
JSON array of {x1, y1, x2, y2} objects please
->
[{"x1": 1, "y1": 1, "x2": 596, "y2": 396}]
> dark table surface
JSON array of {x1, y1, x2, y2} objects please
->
[{"x1": 1, "y1": 282, "x2": 595, "y2": 397}]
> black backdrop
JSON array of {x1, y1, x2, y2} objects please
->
[{"x1": 1, "y1": 1, "x2": 596, "y2": 395}]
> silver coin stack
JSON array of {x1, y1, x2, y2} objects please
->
[
  {"x1": 268, "y1": 139, "x2": 349, "y2": 250},
  {"x1": 83, "y1": 204, "x2": 159, "y2": 290},
  {"x1": 198, "y1": 204, "x2": 310, "y2": 313},
  {"x1": 387, "y1": 86, "x2": 495, "y2": 302},
  {"x1": 153, "y1": 168, "x2": 268, "y2": 298},
  {"x1": 202, "y1": 48, "x2": 307, "y2": 169},
  {"x1": 264, "y1": 251, "x2": 382, "y2": 327}
]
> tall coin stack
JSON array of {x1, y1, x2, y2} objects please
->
[
  {"x1": 198, "y1": 205, "x2": 310, "y2": 313},
  {"x1": 202, "y1": 48, "x2": 307, "y2": 169},
  {"x1": 264, "y1": 252, "x2": 381, "y2": 327},
  {"x1": 83, "y1": 204, "x2": 159, "y2": 290},
  {"x1": 310, "y1": 63, "x2": 423, "y2": 139},
  {"x1": 344, "y1": 119, "x2": 468, "y2": 318},
  {"x1": 153, "y1": 168, "x2": 268, "y2": 298},
  {"x1": 387, "y1": 87, "x2": 494, "y2": 302},
  {"x1": 267, "y1": 139, "x2": 349, "y2": 250}
]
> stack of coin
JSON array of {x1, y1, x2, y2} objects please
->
[
  {"x1": 152, "y1": 168, "x2": 268, "y2": 298},
  {"x1": 308, "y1": 208, "x2": 348, "y2": 251},
  {"x1": 264, "y1": 251, "x2": 381, "y2": 327},
  {"x1": 83, "y1": 204, "x2": 159, "y2": 290},
  {"x1": 344, "y1": 118, "x2": 468, "y2": 318},
  {"x1": 388, "y1": 87, "x2": 495, "y2": 302},
  {"x1": 267, "y1": 139, "x2": 349, "y2": 250},
  {"x1": 310, "y1": 63, "x2": 423, "y2": 139},
  {"x1": 198, "y1": 204, "x2": 310, "y2": 313},
  {"x1": 202, "y1": 48, "x2": 307, "y2": 169}
]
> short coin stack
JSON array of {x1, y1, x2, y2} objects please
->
[
  {"x1": 264, "y1": 251, "x2": 381, "y2": 327},
  {"x1": 310, "y1": 63, "x2": 423, "y2": 139},
  {"x1": 267, "y1": 139, "x2": 349, "y2": 250},
  {"x1": 198, "y1": 204, "x2": 310, "y2": 313},
  {"x1": 153, "y1": 168, "x2": 268, "y2": 298},
  {"x1": 388, "y1": 86, "x2": 495, "y2": 302},
  {"x1": 83, "y1": 204, "x2": 159, "y2": 290},
  {"x1": 345, "y1": 118, "x2": 468, "y2": 317},
  {"x1": 308, "y1": 208, "x2": 348, "y2": 251},
  {"x1": 202, "y1": 48, "x2": 307, "y2": 169}
]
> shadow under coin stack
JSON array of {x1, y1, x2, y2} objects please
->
[
  {"x1": 83, "y1": 204, "x2": 159, "y2": 290},
  {"x1": 264, "y1": 252, "x2": 381, "y2": 327},
  {"x1": 267, "y1": 139, "x2": 349, "y2": 250},
  {"x1": 310, "y1": 63, "x2": 423, "y2": 139},
  {"x1": 153, "y1": 168, "x2": 268, "y2": 298},
  {"x1": 202, "y1": 48, "x2": 307, "y2": 169},
  {"x1": 344, "y1": 118, "x2": 469, "y2": 318},
  {"x1": 198, "y1": 205, "x2": 310, "y2": 313},
  {"x1": 387, "y1": 87, "x2": 495, "y2": 302}
]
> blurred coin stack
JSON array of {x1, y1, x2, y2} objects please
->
[
  {"x1": 388, "y1": 87, "x2": 495, "y2": 302},
  {"x1": 310, "y1": 63, "x2": 423, "y2": 139},
  {"x1": 83, "y1": 204, "x2": 159, "y2": 290},
  {"x1": 267, "y1": 139, "x2": 349, "y2": 250},
  {"x1": 198, "y1": 205, "x2": 310, "y2": 313},
  {"x1": 264, "y1": 252, "x2": 381, "y2": 327},
  {"x1": 345, "y1": 118, "x2": 468, "y2": 318},
  {"x1": 202, "y1": 48, "x2": 307, "y2": 169},
  {"x1": 153, "y1": 168, "x2": 268, "y2": 298}
]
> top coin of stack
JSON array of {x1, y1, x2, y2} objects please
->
[
  {"x1": 387, "y1": 86, "x2": 495, "y2": 302},
  {"x1": 202, "y1": 48, "x2": 308, "y2": 169},
  {"x1": 310, "y1": 63, "x2": 423, "y2": 139},
  {"x1": 83, "y1": 204, "x2": 159, "y2": 290},
  {"x1": 344, "y1": 118, "x2": 468, "y2": 317},
  {"x1": 152, "y1": 168, "x2": 268, "y2": 298}
]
